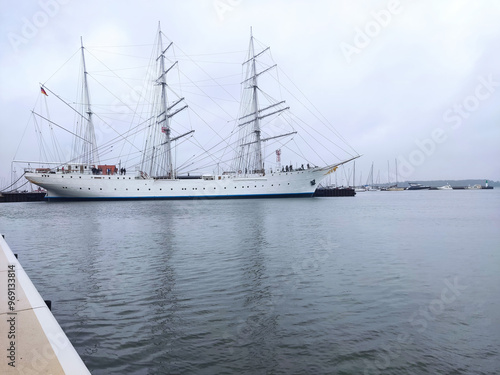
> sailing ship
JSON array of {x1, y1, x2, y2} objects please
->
[{"x1": 23, "y1": 26, "x2": 358, "y2": 200}]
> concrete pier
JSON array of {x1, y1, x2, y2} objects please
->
[{"x1": 0, "y1": 234, "x2": 90, "y2": 374}]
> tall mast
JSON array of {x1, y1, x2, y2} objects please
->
[
  {"x1": 158, "y1": 26, "x2": 173, "y2": 178},
  {"x1": 235, "y1": 29, "x2": 290, "y2": 175},
  {"x1": 80, "y1": 37, "x2": 99, "y2": 167},
  {"x1": 371, "y1": 162, "x2": 374, "y2": 187},
  {"x1": 250, "y1": 28, "x2": 263, "y2": 173},
  {"x1": 395, "y1": 158, "x2": 398, "y2": 186},
  {"x1": 353, "y1": 161, "x2": 355, "y2": 188},
  {"x1": 142, "y1": 24, "x2": 188, "y2": 178},
  {"x1": 387, "y1": 160, "x2": 390, "y2": 184}
]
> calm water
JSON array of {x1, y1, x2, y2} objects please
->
[{"x1": 1, "y1": 190, "x2": 499, "y2": 374}]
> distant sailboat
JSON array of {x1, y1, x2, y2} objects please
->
[
  {"x1": 365, "y1": 162, "x2": 379, "y2": 191},
  {"x1": 386, "y1": 158, "x2": 404, "y2": 191},
  {"x1": 353, "y1": 161, "x2": 365, "y2": 192}
]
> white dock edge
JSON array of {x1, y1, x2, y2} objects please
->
[{"x1": 0, "y1": 234, "x2": 91, "y2": 374}]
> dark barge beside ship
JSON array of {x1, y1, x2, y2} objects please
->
[
  {"x1": 314, "y1": 186, "x2": 356, "y2": 197},
  {"x1": 0, "y1": 191, "x2": 46, "y2": 203}
]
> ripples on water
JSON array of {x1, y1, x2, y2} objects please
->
[{"x1": 1, "y1": 190, "x2": 499, "y2": 374}]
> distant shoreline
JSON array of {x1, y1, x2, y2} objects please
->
[{"x1": 379, "y1": 179, "x2": 499, "y2": 188}]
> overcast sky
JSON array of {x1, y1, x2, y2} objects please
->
[{"x1": 1, "y1": 0, "x2": 499, "y2": 189}]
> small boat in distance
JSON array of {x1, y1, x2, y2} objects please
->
[
  {"x1": 436, "y1": 184, "x2": 452, "y2": 190},
  {"x1": 406, "y1": 183, "x2": 430, "y2": 190},
  {"x1": 386, "y1": 185, "x2": 405, "y2": 191},
  {"x1": 466, "y1": 184, "x2": 482, "y2": 190}
]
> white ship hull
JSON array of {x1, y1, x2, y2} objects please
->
[{"x1": 25, "y1": 168, "x2": 330, "y2": 201}]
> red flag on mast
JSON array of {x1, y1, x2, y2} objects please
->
[{"x1": 41, "y1": 87, "x2": 48, "y2": 96}]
